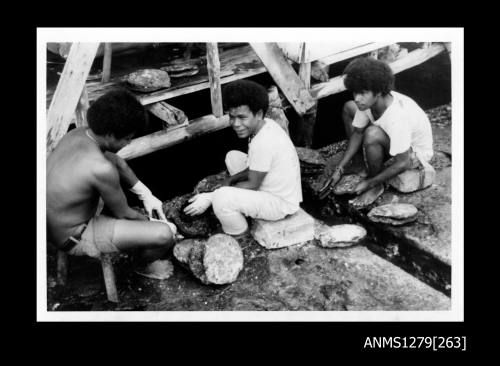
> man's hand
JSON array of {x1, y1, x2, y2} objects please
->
[
  {"x1": 183, "y1": 192, "x2": 213, "y2": 216},
  {"x1": 129, "y1": 181, "x2": 167, "y2": 220},
  {"x1": 316, "y1": 166, "x2": 343, "y2": 198},
  {"x1": 142, "y1": 194, "x2": 167, "y2": 221}
]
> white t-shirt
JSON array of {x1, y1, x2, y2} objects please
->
[
  {"x1": 248, "y1": 118, "x2": 303, "y2": 207},
  {"x1": 352, "y1": 91, "x2": 434, "y2": 163}
]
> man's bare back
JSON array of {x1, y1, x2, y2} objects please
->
[{"x1": 47, "y1": 127, "x2": 113, "y2": 246}]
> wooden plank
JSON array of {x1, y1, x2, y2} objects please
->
[
  {"x1": 310, "y1": 43, "x2": 446, "y2": 100},
  {"x1": 117, "y1": 114, "x2": 230, "y2": 160},
  {"x1": 206, "y1": 43, "x2": 223, "y2": 118},
  {"x1": 47, "y1": 44, "x2": 267, "y2": 108},
  {"x1": 250, "y1": 42, "x2": 315, "y2": 115},
  {"x1": 317, "y1": 42, "x2": 394, "y2": 66},
  {"x1": 46, "y1": 43, "x2": 100, "y2": 154},
  {"x1": 75, "y1": 86, "x2": 89, "y2": 127},
  {"x1": 102, "y1": 43, "x2": 112, "y2": 83}
]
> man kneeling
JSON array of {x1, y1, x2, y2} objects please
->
[
  {"x1": 47, "y1": 90, "x2": 177, "y2": 279},
  {"x1": 184, "y1": 80, "x2": 302, "y2": 237},
  {"x1": 318, "y1": 57, "x2": 435, "y2": 207}
]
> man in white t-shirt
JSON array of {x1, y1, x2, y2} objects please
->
[
  {"x1": 184, "y1": 80, "x2": 302, "y2": 237},
  {"x1": 318, "y1": 57, "x2": 434, "y2": 207}
]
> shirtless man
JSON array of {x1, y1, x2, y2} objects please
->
[
  {"x1": 47, "y1": 89, "x2": 177, "y2": 279},
  {"x1": 318, "y1": 57, "x2": 434, "y2": 207}
]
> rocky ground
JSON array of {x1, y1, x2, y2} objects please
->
[{"x1": 46, "y1": 103, "x2": 453, "y2": 312}]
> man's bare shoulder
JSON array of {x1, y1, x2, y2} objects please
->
[{"x1": 90, "y1": 156, "x2": 119, "y2": 182}]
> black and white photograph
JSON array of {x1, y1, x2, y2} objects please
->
[{"x1": 38, "y1": 28, "x2": 463, "y2": 322}]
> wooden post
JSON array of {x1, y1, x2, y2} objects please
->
[
  {"x1": 101, "y1": 254, "x2": 118, "y2": 303},
  {"x1": 296, "y1": 43, "x2": 318, "y2": 147},
  {"x1": 250, "y1": 42, "x2": 315, "y2": 116},
  {"x1": 75, "y1": 86, "x2": 89, "y2": 127},
  {"x1": 56, "y1": 251, "x2": 68, "y2": 286},
  {"x1": 206, "y1": 43, "x2": 223, "y2": 118},
  {"x1": 46, "y1": 42, "x2": 100, "y2": 154},
  {"x1": 102, "y1": 43, "x2": 112, "y2": 83}
]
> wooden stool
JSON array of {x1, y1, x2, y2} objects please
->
[{"x1": 56, "y1": 251, "x2": 119, "y2": 303}]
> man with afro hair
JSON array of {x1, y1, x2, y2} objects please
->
[
  {"x1": 184, "y1": 80, "x2": 302, "y2": 237},
  {"x1": 47, "y1": 89, "x2": 177, "y2": 279},
  {"x1": 318, "y1": 56, "x2": 434, "y2": 207}
]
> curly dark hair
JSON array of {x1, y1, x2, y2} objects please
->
[
  {"x1": 87, "y1": 89, "x2": 148, "y2": 138},
  {"x1": 343, "y1": 57, "x2": 394, "y2": 96},
  {"x1": 222, "y1": 80, "x2": 269, "y2": 116}
]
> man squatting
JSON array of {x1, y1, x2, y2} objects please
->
[
  {"x1": 318, "y1": 56, "x2": 434, "y2": 206},
  {"x1": 184, "y1": 80, "x2": 303, "y2": 237},
  {"x1": 47, "y1": 90, "x2": 177, "y2": 279}
]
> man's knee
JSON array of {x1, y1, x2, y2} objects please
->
[
  {"x1": 212, "y1": 187, "x2": 235, "y2": 214},
  {"x1": 150, "y1": 224, "x2": 174, "y2": 248},
  {"x1": 363, "y1": 125, "x2": 387, "y2": 146}
]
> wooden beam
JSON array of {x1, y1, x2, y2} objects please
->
[
  {"x1": 310, "y1": 43, "x2": 446, "y2": 100},
  {"x1": 46, "y1": 43, "x2": 100, "y2": 154},
  {"x1": 206, "y1": 43, "x2": 223, "y2": 118},
  {"x1": 316, "y1": 42, "x2": 394, "y2": 66},
  {"x1": 117, "y1": 114, "x2": 230, "y2": 160},
  {"x1": 75, "y1": 86, "x2": 89, "y2": 127},
  {"x1": 298, "y1": 43, "x2": 312, "y2": 90},
  {"x1": 102, "y1": 43, "x2": 112, "y2": 83},
  {"x1": 147, "y1": 101, "x2": 188, "y2": 129},
  {"x1": 250, "y1": 42, "x2": 315, "y2": 116}
]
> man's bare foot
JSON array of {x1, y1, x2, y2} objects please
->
[
  {"x1": 135, "y1": 259, "x2": 174, "y2": 280},
  {"x1": 349, "y1": 184, "x2": 385, "y2": 208}
]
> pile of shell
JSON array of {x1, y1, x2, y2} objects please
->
[
  {"x1": 296, "y1": 147, "x2": 327, "y2": 176},
  {"x1": 367, "y1": 203, "x2": 418, "y2": 225},
  {"x1": 193, "y1": 171, "x2": 229, "y2": 194},
  {"x1": 161, "y1": 59, "x2": 200, "y2": 78},
  {"x1": 173, "y1": 234, "x2": 244, "y2": 285},
  {"x1": 163, "y1": 193, "x2": 219, "y2": 238},
  {"x1": 317, "y1": 140, "x2": 349, "y2": 160}
]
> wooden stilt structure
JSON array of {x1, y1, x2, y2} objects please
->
[{"x1": 46, "y1": 41, "x2": 449, "y2": 158}]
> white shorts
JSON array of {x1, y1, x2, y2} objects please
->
[{"x1": 212, "y1": 151, "x2": 298, "y2": 235}]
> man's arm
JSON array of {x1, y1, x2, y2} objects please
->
[
  {"x1": 363, "y1": 149, "x2": 412, "y2": 188},
  {"x1": 104, "y1": 151, "x2": 139, "y2": 188},
  {"x1": 234, "y1": 170, "x2": 267, "y2": 190},
  {"x1": 92, "y1": 160, "x2": 146, "y2": 220},
  {"x1": 225, "y1": 168, "x2": 249, "y2": 186},
  {"x1": 331, "y1": 127, "x2": 365, "y2": 171}
]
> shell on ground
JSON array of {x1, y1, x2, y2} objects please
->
[
  {"x1": 333, "y1": 174, "x2": 364, "y2": 195},
  {"x1": 203, "y1": 234, "x2": 244, "y2": 285},
  {"x1": 173, "y1": 239, "x2": 203, "y2": 264},
  {"x1": 315, "y1": 223, "x2": 367, "y2": 248},
  {"x1": 296, "y1": 147, "x2": 327, "y2": 166},
  {"x1": 368, "y1": 203, "x2": 418, "y2": 220}
]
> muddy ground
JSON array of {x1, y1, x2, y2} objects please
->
[{"x1": 46, "y1": 104, "x2": 452, "y2": 312}]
